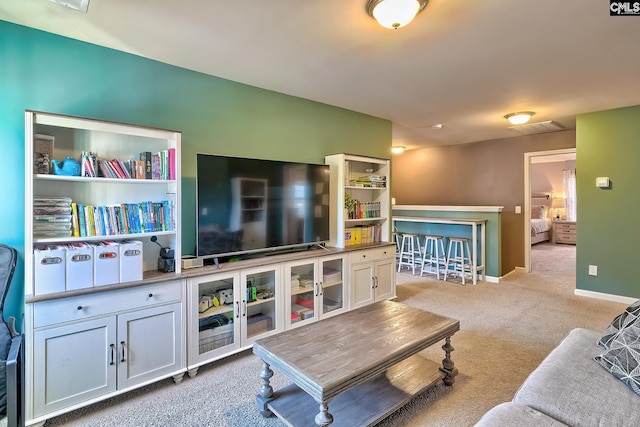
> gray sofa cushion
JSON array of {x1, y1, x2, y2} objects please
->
[
  {"x1": 596, "y1": 320, "x2": 640, "y2": 395},
  {"x1": 514, "y1": 328, "x2": 640, "y2": 427},
  {"x1": 599, "y1": 299, "x2": 640, "y2": 348},
  {"x1": 474, "y1": 402, "x2": 568, "y2": 426}
]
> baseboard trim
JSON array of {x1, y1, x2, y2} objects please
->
[
  {"x1": 485, "y1": 275, "x2": 500, "y2": 283},
  {"x1": 574, "y1": 289, "x2": 636, "y2": 305}
]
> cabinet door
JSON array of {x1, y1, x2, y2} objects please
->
[
  {"x1": 350, "y1": 261, "x2": 375, "y2": 310},
  {"x1": 117, "y1": 302, "x2": 183, "y2": 390},
  {"x1": 284, "y1": 259, "x2": 318, "y2": 329},
  {"x1": 33, "y1": 317, "x2": 117, "y2": 417},
  {"x1": 188, "y1": 272, "x2": 240, "y2": 368},
  {"x1": 241, "y1": 265, "x2": 281, "y2": 345},
  {"x1": 374, "y1": 258, "x2": 396, "y2": 302},
  {"x1": 319, "y1": 255, "x2": 347, "y2": 319}
]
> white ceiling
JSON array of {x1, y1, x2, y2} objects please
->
[{"x1": 2, "y1": 0, "x2": 640, "y2": 150}]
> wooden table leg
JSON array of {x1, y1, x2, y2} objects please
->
[
  {"x1": 314, "y1": 401, "x2": 334, "y2": 426},
  {"x1": 439, "y1": 336, "x2": 458, "y2": 386},
  {"x1": 256, "y1": 360, "x2": 275, "y2": 417}
]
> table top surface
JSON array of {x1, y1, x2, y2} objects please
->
[
  {"x1": 393, "y1": 216, "x2": 487, "y2": 224},
  {"x1": 253, "y1": 300, "x2": 459, "y2": 401}
]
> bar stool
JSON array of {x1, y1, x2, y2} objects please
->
[
  {"x1": 444, "y1": 237, "x2": 473, "y2": 285},
  {"x1": 420, "y1": 235, "x2": 447, "y2": 280},
  {"x1": 392, "y1": 226, "x2": 401, "y2": 263},
  {"x1": 397, "y1": 233, "x2": 422, "y2": 275}
]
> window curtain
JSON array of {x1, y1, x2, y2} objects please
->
[{"x1": 563, "y1": 168, "x2": 576, "y2": 220}]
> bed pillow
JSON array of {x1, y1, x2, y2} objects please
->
[
  {"x1": 531, "y1": 205, "x2": 545, "y2": 219},
  {"x1": 599, "y1": 300, "x2": 640, "y2": 349},
  {"x1": 595, "y1": 320, "x2": 640, "y2": 396}
]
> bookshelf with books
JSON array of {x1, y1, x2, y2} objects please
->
[
  {"x1": 324, "y1": 154, "x2": 391, "y2": 248},
  {"x1": 24, "y1": 111, "x2": 184, "y2": 425}
]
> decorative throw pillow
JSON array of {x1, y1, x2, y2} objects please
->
[
  {"x1": 595, "y1": 321, "x2": 640, "y2": 396},
  {"x1": 599, "y1": 299, "x2": 640, "y2": 348}
]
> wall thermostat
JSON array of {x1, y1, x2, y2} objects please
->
[{"x1": 596, "y1": 177, "x2": 610, "y2": 188}]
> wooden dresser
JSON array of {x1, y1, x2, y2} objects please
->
[{"x1": 553, "y1": 220, "x2": 576, "y2": 245}]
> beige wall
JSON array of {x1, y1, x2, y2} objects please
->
[{"x1": 392, "y1": 129, "x2": 576, "y2": 274}]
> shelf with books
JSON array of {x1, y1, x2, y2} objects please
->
[
  {"x1": 325, "y1": 154, "x2": 391, "y2": 248},
  {"x1": 34, "y1": 174, "x2": 177, "y2": 184},
  {"x1": 25, "y1": 110, "x2": 182, "y2": 296}
]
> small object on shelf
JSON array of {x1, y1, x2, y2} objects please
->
[
  {"x1": 51, "y1": 156, "x2": 81, "y2": 176},
  {"x1": 34, "y1": 134, "x2": 54, "y2": 174}
]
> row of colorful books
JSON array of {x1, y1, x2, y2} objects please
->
[
  {"x1": 79, "y1": 149, "x2": 176, "y2": 180},
  {"x1": 348, "y1": 201, "x2": 382, "y2": 219},
  {"x1": 70, "y1": 200, "x2": 175, "y2": 237},
  {"x1": 344, "y1": 224, "x2": 382, "y2": 246}
]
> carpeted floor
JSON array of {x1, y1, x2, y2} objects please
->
[{"x1": 40, "y1": 243, "x2": 627, "y2": 427}]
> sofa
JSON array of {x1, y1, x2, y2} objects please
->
[{"x1": 475, "y1": 303, "x2": 640, "y2": 427}]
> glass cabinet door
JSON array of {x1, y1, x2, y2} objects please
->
[
  {"x1": 190, "y1": 272, "x2": 239, "y2": 366},
  {"x1": 286, "y1": 260, "x2": 318, "y2": 328},
  {"x1": 320, "y1": 255, "x2": 346, "y2": 318},
  {"x1": 241, "y1": 266, "x2": 280, "y2": 343}
]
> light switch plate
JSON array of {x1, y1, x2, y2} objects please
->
[{"x1": 596, "y1": 177, "x2": 610, "y2": 188}]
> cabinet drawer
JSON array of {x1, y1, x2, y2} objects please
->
[
  {"x1": 555, "y1": 223, "x2": 576, "y2": 231},
  {"x1": 34, "y1": 280, "x2": 182, "y2": 328},
  {"x1": 555, "y1": 234, "x2": 576, "y2": 244},
  {"x1": 351, "y1": 246, "x2": 394, "y2": 264},
  {"x1": 556, "y1": 228, "x2": 576, "y2": 236}
]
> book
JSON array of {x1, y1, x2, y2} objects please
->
[
  {"x1": 168, "y1": 148, "x2": 176, "y2": 180},
  {"x1": 140, "y1": 151, "x2": 152, "y2": 179}
]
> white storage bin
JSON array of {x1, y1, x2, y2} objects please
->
[
  {"x1": 34, "y1": 245, "x2": 66, "y2": 295},
  {"x1": 64, "y1": 243, "x2": 94, "y2": 291},
  {"x1": 93, "y1": 241, "x2": 119, "y2": 286},
  {"x1": 119, "y1": 240, "x2": 143, "y2": 283}
]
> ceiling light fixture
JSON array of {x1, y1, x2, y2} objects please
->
[
  {"x1": 366, "y1": 0, "x2": 428, "y2": 30},
  {"x1": 391, "y1": 146, "x2": 406, "y2": 154},
  {"x1": 504, "y1": 111, "x2": 535, "y2": 125}
]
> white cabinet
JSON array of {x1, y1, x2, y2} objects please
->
[
  {"x1": 24, "y1": 111, "x2": 184, "y2": 425},
  {"x1": 30, "y1": 281, "x2": 184, "y2": 420},
  {"x1": 350, "y1": 246, "x2": 396, "y2": 310},
  {"x1": 284, "y1": 254, "x2": 347, "y2": 329},
  {"x1": 187, "y1": 265, "x2": 282, "y2": 376},
  {"x1": 325, "y1": 154, "x2": 390, "y2": 248}
]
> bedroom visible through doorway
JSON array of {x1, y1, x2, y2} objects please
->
[{"x1": 524, "y1": 149, "x2": 576, "y2": 276}]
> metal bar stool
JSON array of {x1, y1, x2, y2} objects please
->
[
  {"x1": 420, "y1": 235, "x2": 447, "y2": 279},
  {"x1": 444, "y1": 237, "x2": 473, "y2": 285},
  {"x1": 397, "y1": 233, "x2": 422, "y2": 275}
]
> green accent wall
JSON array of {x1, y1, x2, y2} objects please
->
[
  {"x1": 0, "y1": 21, "x2": 391, "y2": 324},
  {"x1": 576, "y1": 105, "x2": 640, "y2": 299}
]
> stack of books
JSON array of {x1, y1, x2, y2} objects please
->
[{"x1": 33, "y1": 197, "x2": 73, "y2": 238}]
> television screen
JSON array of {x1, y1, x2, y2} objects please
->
[{"x1": 196, "y1": 154, "x2": 331, "y2": 259}]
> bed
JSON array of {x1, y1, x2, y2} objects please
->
[{"x1": 531, "y1": 195, "x2": 552, "y2": 245}]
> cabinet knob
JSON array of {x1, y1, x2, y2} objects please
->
[
  {"x1": 148, "y1": 293, "x2": 153, "y2": 298},
  {"x1": 77, "y1": 305, "x2": 83, "y2": 311}
]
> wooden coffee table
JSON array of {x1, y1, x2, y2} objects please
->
[{"x1": 253, "y1": 300, "x2": 460, "y2": 427}]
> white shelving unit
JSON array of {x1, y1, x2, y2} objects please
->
[
  {"x1": 24, "y1": 111, "x2": 184, "y2": 425},
  {"x1": 325, "y1": 154, "x2": 391, "y2": 248}
]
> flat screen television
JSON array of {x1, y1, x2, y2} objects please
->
[{"x1": 196, "y1": 154, "x2": 331, "y2": 260}]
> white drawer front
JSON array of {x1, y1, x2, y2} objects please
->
[
  {"x1": 351, "y1": 246, "x2": 394, "y2": 264},
  {"x1": 33, "y1": 280, "x2": 182, "y2": 328}
]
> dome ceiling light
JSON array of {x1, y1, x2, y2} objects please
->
[
  {"x1": 504, "y1": 111, "x2": 535, "y2": 125},
  {"x1": 366, "y1": 0, "x2": 429, "y2": 30}
]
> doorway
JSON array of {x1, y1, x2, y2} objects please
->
[{"x1": 524, "y1": 148, "x2": 576, "y2": 273}]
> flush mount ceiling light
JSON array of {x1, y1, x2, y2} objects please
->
[
  {"x1": 366, "y1": 0, "x2": 428, "y2": 29},
  {"x1": 391, "y1": 146, "x2": 406, "y2": 154},
  {"x1": 504, "y1": 111, "x2": 535, "y2": 125}
]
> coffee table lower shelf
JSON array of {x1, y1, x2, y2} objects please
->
[{"x1": 267, "y1": 354, "x2": 444, "y2": 427}]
